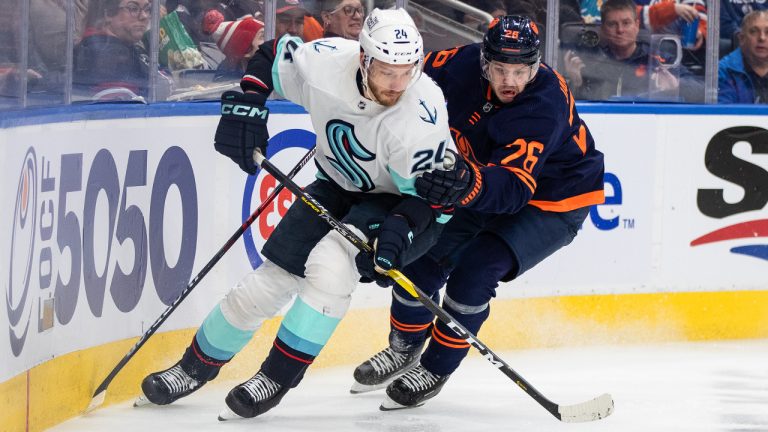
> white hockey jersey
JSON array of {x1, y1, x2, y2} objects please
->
[{"x1": 271, "y1": 36, "x2": 455, "y2": 196}]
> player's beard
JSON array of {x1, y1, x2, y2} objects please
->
[{"x1": 368, "y1": 80, "x2": 405, "y2": 107}]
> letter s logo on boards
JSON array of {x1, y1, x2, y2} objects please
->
[{"x1": 691, "y1": 126, "x2": 768, "y2": 261}]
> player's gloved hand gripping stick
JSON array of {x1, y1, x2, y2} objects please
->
[
  {"x1": 86, "y1": 147, "x2": 316, "y2": 413},
  {"x1": 253, "y1": 150, "x2": 614, "y2": 423}
]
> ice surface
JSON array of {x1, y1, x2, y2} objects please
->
[{"x1": 51, "y1": 339, "x2": 768, "y2": 432}]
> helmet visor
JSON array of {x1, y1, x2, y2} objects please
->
[{"x1": 483, "y1": 59, "x2": 539, "y2": 86}]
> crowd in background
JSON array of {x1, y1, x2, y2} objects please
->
[{"x1": 1, "y1": 0, "x2": 767, "y2": 106}]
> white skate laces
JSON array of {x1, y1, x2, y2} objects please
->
[
  {"x1": 241, "y1": 372, "x2": 282, "y2": 402},
  {"x1": 157, "y1": 364, "x2": 199, "y2": 395},
  {"x1": 398, "y1": 365, "x2": 440, "y2": 392},
  {"x1": 369, "y1": 347, "x2": 410, "y2": 375}
]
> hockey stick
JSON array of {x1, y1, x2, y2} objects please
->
[
  {"x1": 86, "y1": 146, "x2": 317, "y2": 413},
  {"x1": 254, "y1": 151, "x2": 614, "y2": 423}
]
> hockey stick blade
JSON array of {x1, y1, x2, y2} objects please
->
[
  {"x1": 558, "y1": 393, "x2": 614, "y2": 422},
  {"x1": 389, "y1": 269, "x2": 614, "y2": 422},
  {"x1": 86, "y1": 391, "x2": 106, "y2": 413},
  {"x1": 254, "y1": 153, "x2": 614, "y2": 423},
  {"x1": 85, "y1": 147, "x2": 316, "y2": 414}
]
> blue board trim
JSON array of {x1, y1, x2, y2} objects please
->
[
  {"x1": 0, "y1": 100, "x2": 307, "y2": 129},
  {"x1": 2, "y1": 101, "x2": 766, "y2": 129}
]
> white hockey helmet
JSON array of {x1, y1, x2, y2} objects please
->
[
  {"x1": 359, "y1": 8, "x2": 423, "y2": 66},
  {"x1": 359, "y1": 8, "x2": 423, "y2": 100}
]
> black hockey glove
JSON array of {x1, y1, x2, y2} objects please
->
[
  {"x1": 355, "y1": 216, "x2": 412, "y2": 288},
  {"x1": 372, "y1": 215, "x2": 413, "y2": 272},
  {"x1": 355, "y1": 251, "x2": 394, "y2": 287},
  {"x1": 415, "y1": 156, "x2": 482, "y2": 208},
  {"x1": 356, "y1": 218, "x2": 394, "y2": 287},
  {"x1": 214, "y1": 90, "x2": 270, "y2": 175}
]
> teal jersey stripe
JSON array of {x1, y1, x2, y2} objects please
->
[
  {"x1": 280, "y1": 297, "x2": 341, "y2": 354},
  {"x1": 271, "y1": 35, "x2": 305, "y2": 99},
  {"x1": 276, "y1": 325, "x2": 325, "y2": 356},
  {"x1": 436, "y1": 212, "x2": 452, "y2": 224},
  {"x1": 388, "y1": 167, "x2": 452, "y2": 224},
  {"x1": 387, "y1": 166, "x2": 417, "y2": 195},
  {"x1": 197, "y1": 305, "x2": 254, "y2": 360}
]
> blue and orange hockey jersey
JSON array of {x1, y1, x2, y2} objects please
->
[{"x1": 423, "y1": 44, "x2": 605, "y2": 214}]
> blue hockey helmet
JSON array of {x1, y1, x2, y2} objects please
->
[{"x1": 482, "y1": 15, "x2": 541, "y2": 66}]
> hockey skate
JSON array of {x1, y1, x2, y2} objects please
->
[
  {"x1": 218, "y1": 371, "x2": 290, "y2": 420},
  {"x1": 350, "y1": 345, "x2": 422, "y2": 394},
  {"x1": 136, "y1": 362, "x2": 206, "y2": 406},
  {"x1": 380, "y1": 364, "x2": 450, "y2": 410}
]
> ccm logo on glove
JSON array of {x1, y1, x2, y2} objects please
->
[
  {"x1": 221, "y1": 103, "x2": 269, "y2": 119},
  {"x1": 214, "y1": 90, "x2": 270, "y2": 175}
]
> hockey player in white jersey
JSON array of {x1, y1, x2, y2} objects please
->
[{"x1": 137, "y1": 8, "x2": 456, "y2": 420}]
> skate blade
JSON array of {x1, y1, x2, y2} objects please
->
[
  {"x1": 133, "y1": 394, "x2": 155, "y2": 407},
  {"x1": 379, "y1": 395, "x2": 424, "y2": 411},
  {"x1": 218, "y1": 406, "x2": 245, "y2": 421},
  {"x1": 349, "y1": 380, "x2": 390, "y2": 394}
]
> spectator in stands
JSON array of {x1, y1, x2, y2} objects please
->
[
  {"x1": 276, "y1": 0, "x2": 322, "y2": 40},
  {"x1": 74, "y1": 0, "x2": 172, "y2": 100},
  {"x1": 562, "y1": 0, "x2": 703, "y2": 101},
  {"x1": 479, "y1": 0, "x2": 507, "y2": 18},
  {"x1": 637, "y1": 0, "x2": 706, "y2": 51},
  {"x1": 505, "y1": 0, "x2": 583, "y2": 47},
  {"x1": 0, "y1": 68, "x2": 43, "y2": 101},
  {"x1": 0, "y1": 0, "x2": 76, "y2": 101},
  {"x1": 201, "y1": 0, "x2": 320, "y2": 74},
  {"x1": 169, "y1": 0, "x2": 225, "y2": 47},
  {"x1": 718, "y1": 10, "x2": 768, "y2": 103},
  {"x1": 319, "y1": 0, "x2": 364, "y2": 39},
  {"x1": 208, "y1": 17, "x2": 265, "y2": 81},
  {"x1": 0, "y1": 7, "x2": 44, "y2": 101},
  {"x1": 213, "y1": 0, "x2": 261, "y2": 21},
  {"x1": 29, "y1": 0, "x2": 90, "y2": 83},
  {"x1": 722, "y1": 0, "x2": 768, "y2": 46},
  {"x1": 461, "y1": 0, "x2": 507, "y2": 30}
]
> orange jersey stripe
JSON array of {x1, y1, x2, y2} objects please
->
[
  {"x1": 459, "y1": 162, "x2": 483, "y2": 206},
  {"x1": 431, "y1": 327, "x2": 470, "y2": 349},
  {"x1": 390, "y1": 316, "x2": 431, "y2": 332},
  {"x1": 529, "y1": 190, "x2": 605, "y2": 212},
  {"x1": 498, "y1": 166, "x2": 537, "y2": 194}
]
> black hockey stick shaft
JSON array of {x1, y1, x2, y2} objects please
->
[
  {"x1": 87, "y1": 147, "x2": 316, "y2": 412},
  {"x1": 254, "y1": 152, "x2": 612, "y2": 422}
]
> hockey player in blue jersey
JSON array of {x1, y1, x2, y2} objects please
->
[
  {"x1": 351, "y1": 15, "x2": 606, "y2": 410},
  {"x1": 137, "y1": 8, "x2": 456, "y2": 419}
]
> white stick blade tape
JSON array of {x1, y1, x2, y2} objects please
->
[
  {"x1": 558, "y1": 393, "x2": 614, "y2": 423},
  {"x1": 85, "y1": 391, "x2": 106, "y2": 413}
]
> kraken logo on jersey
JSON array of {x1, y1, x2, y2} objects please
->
[{"x1": 326, "y1": 120, "x2": 376, "y2": 191}]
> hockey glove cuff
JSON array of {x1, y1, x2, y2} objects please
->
[
  {"x1": 214, "y1": 91, "x2": 270, "y2": 175},
  {"x1": 415, "y1": 157, "x2": 483, "y2": 208}
]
